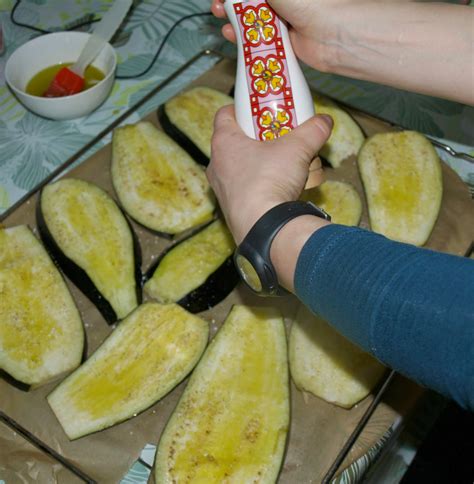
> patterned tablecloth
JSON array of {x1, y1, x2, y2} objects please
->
[{"x1": 0, "y1": 1, "x2": 473, "y2": 483}]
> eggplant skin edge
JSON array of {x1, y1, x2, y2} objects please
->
[
  {"x1": 0, "y1": 369, "x2": 31, "y2": 392},
  {"x1": 145, "y1": 230, "x2": 240, "y2": 314},
  {"x1": 36, "y1": 194, "x2": 143, "y2": 325},
  {"x1": 0, "y1": 335, "x2": 88, "y2": 391},
  {"x1": 177, "y1": 257, "x2": 240, "y2": 314},
  {"x1": 157, "y1": 104, "x2": 210, "y2": 167}
]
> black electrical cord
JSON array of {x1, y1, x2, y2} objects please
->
[
  {"x1": 117, "y1": 12, "x2": 212, "y2": 79},
  {"x1": 10, "y1": 0, "x2": 213, "y2": 80}
]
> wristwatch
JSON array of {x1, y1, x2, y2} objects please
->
[{"x1": 234, "y1": 201, "x2": 331, "y2": 296}]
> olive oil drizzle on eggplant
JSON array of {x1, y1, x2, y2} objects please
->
[{"x1": 47, "y1": 303, "x2": 209, "y2": 440}]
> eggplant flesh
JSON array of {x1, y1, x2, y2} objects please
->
[
  {"x1": 289, "y1": 305, "x2": 385, "y2": 408},
  {"x1": 38, "y1": 178, "x2": 141, "y2": 324},
  {"x1": 145, "y1": 219, "x2": 238, "y2": 313},
  {"x1": 313, "y1": 93, "x2": 365, "y2": 168},
  {"x1": 0, "y1": 225, "x2": 84, "y2": 387},
  {"x1": 48, "y1": 303, "x2": 209, "y2": 440},
  {"x1": 358, "y1": 131, "x2": 442, "y2": 246},
  {"x1": 112, "y1": 122, "x2": 215, "y2": 235},
  {"x1": 155, "y1": 305, "x2": 289, "y2": 484},
  {"x1": 159, "y1": 86, "x2": 233, "y2": 166},
  {"x1": 301, "y1": 180, "x2": 362, "y2": 226}
]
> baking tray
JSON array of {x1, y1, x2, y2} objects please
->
[{"x1": 1, "y1": 50, "x2": 473, "y2": 484}]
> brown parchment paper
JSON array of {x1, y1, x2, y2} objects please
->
[
  {"x1": 1, "y1": 59, "x2": 473, "y2": 484},
  {"x1": 0, "y1": 421, "x2": 83, "y2": 484}
]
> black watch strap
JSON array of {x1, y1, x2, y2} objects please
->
[{"x1": 234, "y1": 201, "x2": 330, "y2": 296}]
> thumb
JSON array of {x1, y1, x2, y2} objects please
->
[
  {"x1": 212, "y1": 104, "x2": 249, "y2": 146},
  {"x1": 213, "y1": 104, "x2": 241, "y2": 135},
  {"x1": 276, "y1": 114, "x2": 333, "y2": 163}
]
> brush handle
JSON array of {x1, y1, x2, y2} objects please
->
[
  {"x1": 224, "y1": 0, "x2": 314, "y2": 141},
  {"x1": 73, "y1": 0, "x2": 132, "y2": 76}
]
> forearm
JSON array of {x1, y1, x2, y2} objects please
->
[
  {"x1": 293, "y1": 224, "x2": 474, "y2": 410},
  {"x1": 322, "y1": 2, "x2": 474, "y2": 104}
]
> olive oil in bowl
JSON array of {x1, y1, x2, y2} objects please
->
[{"x1": 26, "y1": 63, "x2": 105, "y2": 97}]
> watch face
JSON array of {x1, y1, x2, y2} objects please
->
[{"x1": 235, "y1": 254, "x2": 262, "y2": 293}]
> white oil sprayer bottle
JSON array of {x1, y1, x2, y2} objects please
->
[{"x1": 224, "y1": 0, "x2": 314, "y2": 141}]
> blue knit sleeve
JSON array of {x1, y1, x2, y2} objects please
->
[{"x1": 294, "y1": 224, "x2": 474, "y2": 410}]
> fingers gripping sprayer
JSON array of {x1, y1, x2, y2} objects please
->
[{"x1": 224, "y1": 0, "x2": 314, "y2": 141}]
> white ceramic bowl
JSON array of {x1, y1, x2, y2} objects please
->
[{"x1": 5, "y1": 32, "x2": 116, "y2": 120}]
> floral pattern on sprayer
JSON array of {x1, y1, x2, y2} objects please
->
[
  {"x1": 234, "y1": 1, "x2": 297, "y2": 141},
  {"x1": 241, "y1": 5, "x2": 276, "y2": 45},
  {"x1": 250, "y1": 56, "x2": 286, "y2": 96},
  {"x1": 258, "y1": 105, "x2": 293, "y2": 140}
]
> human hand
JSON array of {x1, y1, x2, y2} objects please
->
[
  {"x1": 207, "y1": 105, "x2": 333, "y2": 244},
  {"x1": 211, "y1": 0, "x2": 343, "y2": 72}
]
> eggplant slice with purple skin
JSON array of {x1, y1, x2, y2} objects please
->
[
  {"x1": 144, "y1": 219, "x2": 239, "y2": 314},
  {"x1": 37, "y1": 178, "x2": 142, "y2": 325},
  {"x1": 158, "y1": 86, "x2": 233, "y2": 166},
  {"x1": 0, "y1": 225, "x2": 84, "y2": 389}
]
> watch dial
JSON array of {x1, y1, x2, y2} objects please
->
[{"x1": 235, "y1": 254, "x2": 262, "y2": 293}]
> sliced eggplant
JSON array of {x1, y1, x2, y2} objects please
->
[
  {"x1": 289, "y1": 305, "x2": 385, "y2": 409},
  {"x1": 144, "y1": 219, "x2": 238, "y2": 313},
  {"x1": 158, "y1": 86, "x2": 233, "y2": 166},
  {"x1": 301, "y1": 180, "x2": 362, "y2": 226},
  {"x1": 358, "y1": 131, "x2": 442, "y2": 246},
  {"x1": 155, "y1": 305, "x2": 289, "y2": 483},
  {"x1": 37, "y1": 178, "x2": 141, "y2": 324},
  {"x1": 112, "y1": 122, "x2": 215, "y2": 235},
  {"x1": 0, "y1": 225, "x2": 84, "y2": 388},
  {"x1": 313, "y1": 93, "x2": 365, "y2": 167},
  {"x1": 47, "y1": 303, "x2": 209, "y2": 440}
]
